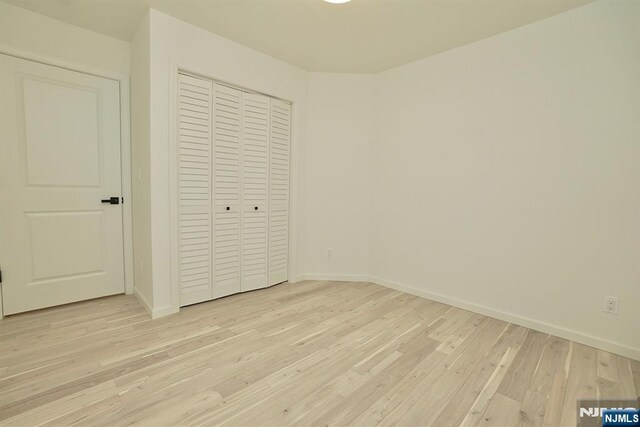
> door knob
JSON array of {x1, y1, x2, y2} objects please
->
[
  {"x1": 101, "y1": 197, "x2": 120, "y2": 205},
  {"x1": 255, "y1": 206, "x2": 258, "y2": 210},
  {"x1": 226, "y1": 206, "x2": 230, "y2": 211}
]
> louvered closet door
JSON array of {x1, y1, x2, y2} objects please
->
[
  {"x1": 269, "y1": 99, "x2": 291, "y2": 285},
  {"x1": 178, "y1": 74, "x2": 213, "y2": 306},
  {"x1": 241, "y1": 93, "x2": 270, "y2": 292},
  {"x1": 212, "y1": 84, "x2": 243, "y2": 298}
]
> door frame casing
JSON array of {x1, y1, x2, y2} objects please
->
[
  {"x1": 0, "y1": 45, "x2": 134, "y2": 319},
  {"x1": 168, "y1": 59, "x2": 300, "y2": 314}
]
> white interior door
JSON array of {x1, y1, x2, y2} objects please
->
[
  {"x1": 0, "y1": 54, "x2": 124, "y2": 315},
  {"x1": 241, "y1": 92, "x2": 270, "y2": 292}
]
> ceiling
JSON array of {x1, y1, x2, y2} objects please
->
[{"x1": 4, "y1": 0, "x2": 595, "y2": 72}]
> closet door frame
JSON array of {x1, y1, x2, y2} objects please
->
[{"x1": 169, "y1": 63, "x2": 298, "y2": 313}]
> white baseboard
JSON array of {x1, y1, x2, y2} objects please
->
[
  {"x1": 133, "y1": 288, "x2": 178, "y2": 319},
  {"x1": 297, "y1": 273, "x2": 371, "y2": 282},
  {"x1": 301, "y1": 274, "x2": 640, "y2": 361},
  {"x1": 151, "y1": 304, "x2": 178, "y2": 319},
  {"x1": 133, "y1": 288, "x2": 153, "y2": 317}
]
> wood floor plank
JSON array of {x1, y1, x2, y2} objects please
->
[
  {"x1": 393, "y1": 319, "x2": 510, "y2": 426},
  {"x1": 630, "y1": 359, "x2": 640, "y2": 397},
  {"x1": 559, "y1": 342, "x2": 598, "y2": 426},
  {"x1": 434, "y1": 329, "x2": 529, "y2": 427},
  {"x1": 0, "y1": 281, "x2": 636, "y2": 427},
  {"x1": 460, "y1": 346, "x2": 519, "y2": 427},
  {"x1": 478, "y1": 392, "x2": 522, "y2": 426},
  {"x1": 2, "y1": 380, "x2": 119, "y2": 426},
  {"x1": 497, "y1": 330, "x2": 549, "y2": 403},
  {"x1": 518, "y1": 336, "x2": 570, "y2": 426},
  {"x1": 541, "y1": 370, "x2": 569, "y2": 427},
  {"x1": 614, "y1": 355, "x2": 638, "y2": 398}
]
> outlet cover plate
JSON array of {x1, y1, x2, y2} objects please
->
[{"x1": 603, "y1": 296, "x2": 619, "y2": 314}]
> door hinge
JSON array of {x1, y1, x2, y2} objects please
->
[{"x1": 0, "y1": 270, "x2": 3, "y2": 284}]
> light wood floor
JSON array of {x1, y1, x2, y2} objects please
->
[{"x1": 0, "y1": 281, "x2": 638, "y2": 426}]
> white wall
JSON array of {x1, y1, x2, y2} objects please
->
[
  {"x1": 304, "y1": 74, "x2": 375, "y2": 280},
  {"x1": 130, "y1": 13, "x2": 153, "y2": 309},
  {"x1": 0, "y1": 1, "x2": 129, "y2": 75},
  {"x1": 146, "y1": 9, "x2": 308, "y2": 315},
  {"x1": 372, "y1": 0, "x2": 640, "y2": 358}
]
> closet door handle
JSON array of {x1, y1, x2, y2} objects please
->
[
  {"x1": 226, "y1": 206, "x2": 230, "y2": 211},
  {"x1": 254, "y1": 206, "x2": 258, "y2": 210}
]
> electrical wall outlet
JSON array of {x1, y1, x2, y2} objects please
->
[
  {"x1": 327, "y1": 248, "x2": 333, "y2": 259},
  {"x1": 603, "y1": 296, "x2": 619, "y2": 314}
]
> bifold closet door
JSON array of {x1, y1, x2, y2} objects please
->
[
  {"x1": 241, "y1": 93, "x2": 270, "y2": 292},
  {"x1": 212, "y1": 84, "x2": 243, "y2": 299},
  {"x1": 178, "y1": 74, "x2": 289, "y2": 306},
  {"x1": 178, "y1": 74, "x2": 213, "y2": 306},
  {"x1": 269, "y1": 99, "x2": 291, "y2": 286}
]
